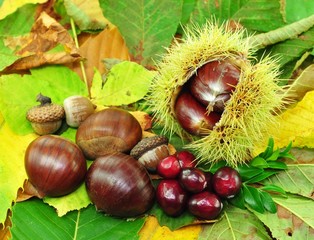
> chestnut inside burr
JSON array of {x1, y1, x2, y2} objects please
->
[{"x1": 174, "y1": 59, "x2": 241, "y2": 136}]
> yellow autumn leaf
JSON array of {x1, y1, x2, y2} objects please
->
[
  {"x1": 0, "y1": 0, "x2": 47, "y2": 20},
  {"x1": 0, "y1": 123, "x2": 37, "y2": 224},
  {"x1": 254, "y1": 90, "x2": 314, "y2": 154},
  {"x1": 139, "y1": 216, "x2": 201, "y2": 240}
]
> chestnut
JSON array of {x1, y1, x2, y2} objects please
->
[
  {"x1": 24, "y1": 135, "x2": 87, "y2": 197},
  {"x1": 174, "y1": 91, "x2": 221, "y2": 136},
  {"x1": 85, "y1": 152, "x2": 155, "y2": 218},
  {"x1": 130, "y1": 135, "x2": 170, "y2": 172},
  {"x1": 76, "y1": 108, "x2": 142, "y2": 159}
]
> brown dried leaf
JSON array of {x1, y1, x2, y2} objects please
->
[
  {"x1": 286, "y1": 64, "x2": 314, "y2": 102},
  {"x1": 0, "y1": 210, "x2": 11, "y2": 240},
  {"x1": 70, "y1": 26, "x2": 130, "y2": 89},
  {"x1": 3, "y1": 11, "x2": 81, "y2": 73},
  {"x1": 131, "y1": 111, "x2": 153, "y2": 131}
]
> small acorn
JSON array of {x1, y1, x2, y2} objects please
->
[
  {"x1": 26, "y1": 93, "x2": 65, "y2": 135},
  {"x1": 63, "y1": 95, "x2": 96, "y2": 128},
  {"x1": 148, "y1": 21, "x2": 287, "y2": 167},
  {"x1": 130, "y1": 135, "x2": 170, "y2": 172}
]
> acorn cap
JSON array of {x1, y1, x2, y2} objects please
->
[
  {"x1": 130, "y1": 135, "x2": 168, "y2": 159},
  {"x1": 26, "y1": 104, "x2": 65, "y2": 123}
]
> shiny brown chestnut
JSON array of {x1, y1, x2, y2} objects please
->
[
  {"x1": 76, "y1": 108, "x2": 142, "y2": 159},
  {"x1": 85, "y1": 152, "x2": 155, "y2": 218},
  {"x1": 130, "y1": 135, "x2": 170, "y2": 172},
  {"x1": 24, "y1": 135, "x2": 87, "y2": 197}
]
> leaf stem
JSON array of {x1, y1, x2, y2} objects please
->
[
  {"x1": 73, "y1": 210, "x2": 80, "y2": 240},
  {"x1": 70, "y1": 18, "x2": 90, "y2": 98},
  {"x1": 224, "y1": 211, "x2": 236, "y2": 240},
  {"x1": 249, "y1": 14, "x2": 314, "y2": 49}
]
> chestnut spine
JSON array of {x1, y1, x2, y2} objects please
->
[{"x1": 148, "y1": 21, "x2": 287, "y2": 166}]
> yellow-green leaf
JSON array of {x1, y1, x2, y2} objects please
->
[
  {"x1": 0, "y1": 0, "x2": 47, "y2": 20},
  {"x1": 91, "y1": 61, "x2": 156, "y2": 106},
  {"x1": 0, "y1": 123, "x2": 36, "y2": 225},
  {"x1": 254, "y1": 90, "x2": 314, "y2": 154}
]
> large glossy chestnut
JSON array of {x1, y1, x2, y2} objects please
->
[
  {"x1": 174, "y1": 91, "x2": 221, "y2": 136},
  {"x1": 24, "y1": 135, "x2": 87, "y2": 197},
  {"x1": 76, "y1": 108, "x2": 142, "y2": 159},
  {"x1": 85, "y1": 152, "x2": 155, "y2": 218}
]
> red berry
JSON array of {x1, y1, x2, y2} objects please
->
[
  {"x1": 176, "y1": 150, "x2": 196, "y2": 168},
  {"x1": 188, "y1": 191, "x2": 223, "y2": 220},
  {"x1": 157, "y1": 155, "x2": 181, "y2": 179},
  {"x1": 212, "y1": 166, "x2": 242, "y2": 199},
  {"x1": 179, "y1": 168, "x2": 207, "y2": 193},
  {"x1": 156, "y1": 179, "x2": 188, "y2": 217}
]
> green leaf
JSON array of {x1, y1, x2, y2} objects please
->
[
  {"x1": 228, "y1": 188, "x2": 246, "y2": 210},
  {"x1": 271, "y1": 27, "x2": 314, "y2": 63},
  {"x1": 233, "y1": 0, "x2": 286, "y2": 32},
  {"x1": 99, "y1": 0, "x2": 183, "y2": 67},
  {"x1": 0, "y1": 65, "x2": 88, "y2": 135},
  {"x1": 0, "y1": 3, "x2": 35, "y2": 35},
  {"x1": 260, "y1": 137, "x2": 275, "y2": 159},
  {"x1": 285, "y1": 0, "x2": 314, "y2": 23},
  {"x1": 260, "y1": 184, "x2": 287, "y2": 196},
  {"x1": 262, "y1": 164, "x2": 314, "y2": 199},
  {"x1": 243, "y1": 185, "x2": 264, "y2": 213},
  {"x1": 236, "y1": 164, "x2": 264, "y2": 181},
  {"x1": 11, "y1": 198, "x2": 145, "y2": 240},
  {"x1": 0, "y1": 37, "x2": 20, "y2": 71},
  {"x1": 198, "y1": 204, "x2": 271, "y2": 240},
  {"x1": 188, "y1": 0, "x2": 250, "y2": 28},
  {"x1": 245, "y1": 170, "x2": 278, "y2": 184},
  {"x1": 253, "y1": 194, "x2": 314, "y2": 240},
  {"x1": 91, "y1": 61, "x2": 155, "y2": 106},
  {"x1": 250, "y1": 156, "x2": 268, "y2": 168},
  {"x1": 266, "y1": 148, "x2": 280, "y2": 161},
  {"x1": 259, "y1": 191, "x2": 277, "y2": 213},
  {"x1": 266, "y1": 161, "x2": 287, "y2": 170},
  {"x1": 176, "y1": 0, "x2": 196, "y2": 34},
  {"x1": 149, "y1": 201, "x2": 195, "y2": 231}
]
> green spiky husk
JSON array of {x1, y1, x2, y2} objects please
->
[{"x1": 148, "y1": 21, "x2": 286, "y2": 167}]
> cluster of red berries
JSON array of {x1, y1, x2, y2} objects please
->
[{"x1": 156, "y1": 151, "x2": 242, "y2": 220}]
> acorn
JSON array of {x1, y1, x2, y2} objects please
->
[
  {"x1": 130, "y1": 135, "x2": 170, "y2": 172},
  {"x1": 63, "y1": 95, "x2": 96, "y2": 128},
  {"x1": 26, "y1": 93, "x2": 65, "y2": 135},
  {"x1": 148, "y1": 21, "x2": 287, "y2": 167}
]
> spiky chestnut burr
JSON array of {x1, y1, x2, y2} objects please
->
[{"x1": 148, "y1": 21, "x2": 287, "y2": 167}]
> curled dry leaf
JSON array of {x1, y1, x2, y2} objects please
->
[
  {"x1": 3, "y1": 11, "x2": 81, "y2": 73},
  {"x1": 0, "y1": 209, "x2": 11, "y2": 240},
  {"x1": 286, "y1": 64, "x2": 314, "y2": 103},
  {"x1": 70, "y1": 26, "x2": 130, "y2": 89},
  {"x1": 130, "y1": 111, "x2": 153, "y2": 131}
]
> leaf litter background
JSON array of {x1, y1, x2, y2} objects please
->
[{"x1": 0, "y1": 0, "x2": 314, "y2": 239}]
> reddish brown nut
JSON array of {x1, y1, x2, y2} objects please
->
[{"x1": 130, "y1": 135, "x2": 169, "y2": 172}]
